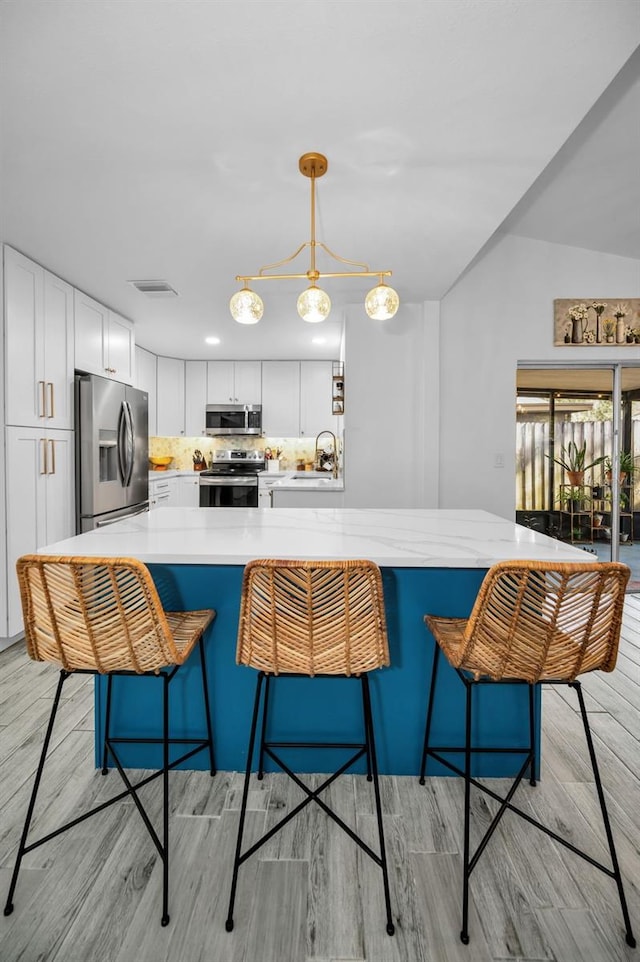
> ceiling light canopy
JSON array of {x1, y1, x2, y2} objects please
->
[{"x1": 230, "y1": 152, "x2": 399, "y2": 325}]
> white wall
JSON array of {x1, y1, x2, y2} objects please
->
[
  {"x1": 343, "y1": 300, "x2": 440, "y2": 507},
  {"x1": 0, "y1": 249, "x2": 7, "y2": 646},
  {"x1": 439, "y1": 233, "x2": 640, "y2": 517}
]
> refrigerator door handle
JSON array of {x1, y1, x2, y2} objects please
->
[
  {"x1": 117, "y1": 401, "x2": 135, "y2": 488},
  {"x1": 95, "y1": 504, "x2": 149, "y2": 527}
]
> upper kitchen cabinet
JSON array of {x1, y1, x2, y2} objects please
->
[
  {"x1": 4, "y1": 247, "x2": 74, "y2": 430},
  {"x1": 299, "y1": 360, "x2": 336, "y2": 437},
  {"x1": 156, "y1": 356, "x2": 186, "y2": 436},
  {"x1": 262, "y1": 360, "x2": 337, "y2": 437},
  {"x1": 135, "y1": 346, "x2": 157, "y2": 435},
  {"x1": 74, "y1": 290, "x2": 135, "y2": 385},
  {"x1": 185, "y1": 360, "x2": 208, "y2": 436},
  {"x1": 207, "y1": 360, "x2": 261, "y2": 404},
  {"x1": 261, "y1": 361, "x2": 300, "y2": 436}
]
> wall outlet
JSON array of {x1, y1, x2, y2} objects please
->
[{"x1": 494, "y1": 452, "x2": 505, "y2": 469}]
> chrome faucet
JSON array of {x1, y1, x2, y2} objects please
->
[{"x1": 314, "y1": 430, "x2": 338, "y2": 478}]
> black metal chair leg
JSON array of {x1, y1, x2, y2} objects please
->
[
  {"x1": 101, "y1": 673, "x2": 114, "y2": 775},
  {"x1": 419, "y1": 642, "x2": 441, "y2": 784},
  {"x1": 257, "y1": 673, "x2": 270, "y2": 780},
  {"x1": 226, "y1": 672, "x2": 265, "y2": 933},
  {"x1": 573, "y1": 682, "x2": 636, "y2": 948},
  {"x1": 361, "y1": 675, "x2": 372, "y2": 781},
  {"x1": 361, "y1": 676, "x2": 395, "y2": 936},
  {"x1": 528, "y1": 683, "x2": 537, "y2": 787},
  {"x1": 161, "y1": 672, "x2": 170, "y2": 927},
  {"x1": 460, "y1": 677, "x2": 472, "y2": 945},
  {"x1": 198, "y1": 639, "x2": 216, "y2": 776},
  {"x1": 4, "y1": 670, "x2": 69, "y2": 917}
]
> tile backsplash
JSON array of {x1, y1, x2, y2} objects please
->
[{"x1": 148, "y1": 436, "x2": 324, "y2": 471}]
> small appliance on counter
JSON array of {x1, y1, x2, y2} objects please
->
[{"x1": 199, "y1": 449, "x2": 265, "y2": 507}]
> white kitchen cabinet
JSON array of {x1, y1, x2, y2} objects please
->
[
  {"x1": 4, "y1": 247, "x2": 75, "y2": 430},
  {"x1": 262, "y1": 360, "x2": 337, "y2": 438},
  {"x1": 135, "y1": 346, "x2": 157, "y2": 435},
  {"x1": 149, "y1": 475, "x2": 179, "y2": 509},
  {"x1": 300, "y1": 360, "x2": 336, "y2": 437},
  {"x1": 177, "y1": 474, "x2": 201, "y2": 507},
  {"x1": 207, "y1": 360, "x2": 261, "y2": 403},
  {"x1": 185, "y1": 361, "x2": 208, "y2": 436},
  {"x1": 5, "y1": 426, "x2": 75, "y2": 635},
  {"x1": 261, "y1": 361, "x2": 300, "y2": 436},
  {"x1": 156, "y1": 356, "x2": 186, "y2": 436},
  {"x1": 74, "y1": 290, "x2": 135, "y2": 385}
]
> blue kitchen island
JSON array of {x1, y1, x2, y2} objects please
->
[{"x1": 40, "y1": 507, "x2": 595, "y2": 777}]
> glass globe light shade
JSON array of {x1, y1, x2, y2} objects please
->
[
  {"x1": 229, "y1": 288, "x2": 264, "y2": 325},
  {"x1": 364, "y1": 282, "x2": 400, "y2": 320},
  {"x1": 297, "y1": 286, "x2": 331, "y2": 323}
]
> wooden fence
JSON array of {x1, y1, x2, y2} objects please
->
[{"x1": 516, "y1": 420, "x2": 615, "y2": 511}]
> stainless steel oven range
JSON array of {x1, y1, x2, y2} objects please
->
[{"x1": 199, "y1": 450, "x2": 265, "y2": 507}]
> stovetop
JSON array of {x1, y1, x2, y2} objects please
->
[{"x1": 201, "y1": 449, "x2": 265, "y2": 476}]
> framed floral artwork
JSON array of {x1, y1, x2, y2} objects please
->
[{"x1": 554, "y1": 299, "x2": 640, "y2": 346}]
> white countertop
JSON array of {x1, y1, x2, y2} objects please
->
[
  {"x1": 259, "y1": 470, "x2": 344, "y2": 491},
  {"x1": 40, "y1": 507, "x2": 596, "y2": 568},
  {"x1": 149, "y1": 470, "x2": 200, "y2": 479}
]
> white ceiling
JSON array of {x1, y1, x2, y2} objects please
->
[{"x1": 1, "y1": 0, "x2": 639, "y2": 361}]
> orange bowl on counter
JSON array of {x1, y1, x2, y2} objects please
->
[{"x1": 149, "y1": 456, "x2": 173, "y2": 470}]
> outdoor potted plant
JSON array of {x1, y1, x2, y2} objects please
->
[
  {"x1": 604, "y1": 452, "x2": 637, "y2": 484},
  {"x1": 546, "y1": 440, "x2": 606, "y2": 485}
]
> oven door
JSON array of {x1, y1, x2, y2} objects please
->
[{"x1": 199, "y1": 476, "x2": 258, "y2": 507}]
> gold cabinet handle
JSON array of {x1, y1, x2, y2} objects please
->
[
  {"x1": 49, "y1": 439, "x2": 56, "y2": 474},
  {"x1": 38, "y1": 381, "x2": 46, "y2": 418},
  {"x1": 40, "y1": 438, "x2": 47, "y2": 474},
  {"x1": 47, "y1": 382, "x2": 55, "y2": 418}
]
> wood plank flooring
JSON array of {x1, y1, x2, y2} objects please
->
[{"x1": 1, "y1": 598, "x2": 639, "y2": 962}]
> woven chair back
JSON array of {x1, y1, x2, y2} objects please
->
[
  {"x1": 17, "y1": 554, "x2": 185, "y2": 674},
  {"x1": 236, "y1": 559, "x2": 390, "y2": 676},
  {"x1": 460, "y1": 560, "x2": 629, "y2": 683}
]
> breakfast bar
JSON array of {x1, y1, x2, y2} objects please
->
[{"x1": 40, "y1": 507, "x2": 594, "y2": 776}]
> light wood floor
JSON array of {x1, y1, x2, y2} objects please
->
[{"x1": 1, "y1": 600, "x2": 639, "y2": 962}]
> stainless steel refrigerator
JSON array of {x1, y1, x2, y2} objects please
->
[{"x1": 75, "y1": 373, "x2": 149, "y2": 532}]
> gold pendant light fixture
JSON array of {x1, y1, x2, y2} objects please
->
[{"x1": 230, "y1": 152, "x2": 399, "y2": 325}]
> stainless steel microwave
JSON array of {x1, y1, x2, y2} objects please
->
[{"x1": 204, "y1": 403, "x2": 262, "y2": 436}]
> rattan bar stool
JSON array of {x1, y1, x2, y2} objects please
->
[
  {"x1": 225, "y1": 558, "x2": 395, "y2": 937},
  {"x1": 418, "y1": 559, "x2": 635, "y2": 948},
  {"x1": 3, "y1": 554, "x2": 216, "y2": 927}
]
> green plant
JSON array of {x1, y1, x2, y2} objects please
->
[
  {"x1": 546, "y1": 441, "x2": 605, "y2": 474},
  {"x1": 603, "y1": 489, "x2": 629, "y2": 510},
  {"x1": 604, "y1": 452, "x2": 637, "y2": 475},
  {"x1": 556, "y1": 486, "x2": 592, "y2": 509}
]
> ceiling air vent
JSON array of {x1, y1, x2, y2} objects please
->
[{"x1": 129, "y1": 280, "x2": 179, "y2": 297}]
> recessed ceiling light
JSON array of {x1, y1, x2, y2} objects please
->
[
  {"x1": 311, "y1": 337, "x2": 326, "y2": 345},
  {"x1": 205, "y1": 336, "x2": 221, "y2": 345}
]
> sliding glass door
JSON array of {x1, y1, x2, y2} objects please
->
[{"x1": 516, "y1": 363, "x2": 640, "y2": 575}]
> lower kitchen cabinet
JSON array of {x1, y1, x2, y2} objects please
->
[
  {"x1": 149, "y1": 475, "x2": 178, "y2": 508},
  {"x1": 178, "y1": 474, "x2": 201, "y2": 506},
  {"x1": 5, "y1": 426, "x2": 75, "y2": 635}
]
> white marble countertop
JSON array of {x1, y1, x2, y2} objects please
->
[
  {"x1": 148, "y1": 470, "x2": 202, "y2": 479},
  {"x1": 40, "y1": 507, "x2": 596, "y2": 568}
]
